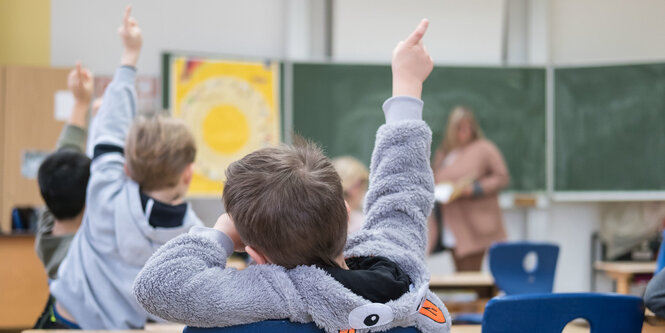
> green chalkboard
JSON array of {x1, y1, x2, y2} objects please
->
[
  {"x1": 555, "y1": 64, "x2": 665, "y2": 191},
  {"x1": 292, "y1": 63, "x2": 546, "y2": 191}
]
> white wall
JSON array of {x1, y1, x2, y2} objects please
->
[
  {"x1": 333, "y1": 0, "x2": 506, "y2": 64},
  {"x1": 551, "y1": 0, "x2": 665, "y2": 65},
  {"x1": 51, "y1": 0, "x2": 288, "y2": 76}
]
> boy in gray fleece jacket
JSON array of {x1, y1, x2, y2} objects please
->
[
  {"x1": 49, "y1": 7, "x2": 202, "y2": 329},
  {"x1": 134, "y1": 19, "x2": 450, "y2": 333}
]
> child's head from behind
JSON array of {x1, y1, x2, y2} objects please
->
[
  {"x1": 125, "y1": 115, "x2": 196, "y2": 193},
  {"x1": 332, "y1": 156, "x2": 369, "y2": 212},
  {"x1": 38, "y1": 149, "x2": 91, "y2": 220},
  {"x1": 223, "y1": 143, "x2": 348, "y2": 269}
]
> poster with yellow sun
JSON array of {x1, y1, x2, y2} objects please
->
[{"x1": 171, "y1": 56, "x2": 280, "y2": 196}]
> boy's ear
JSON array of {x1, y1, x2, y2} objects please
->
[
  {"x1": 182, "y1": 163, "x2": 194, "y2": 186},
  {"x1": 246, "y1": 245, "x2": 269, "y2": 265}
]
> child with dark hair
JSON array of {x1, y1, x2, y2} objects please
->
[
  {"x1": 134, "y1": 20, "x2": 451, "y2": 333},
  {"x1": 35, "y1": 62, "x2": 93, "y2": 281}
]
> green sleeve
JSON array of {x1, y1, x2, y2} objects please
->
[{"x1": 56, "y1": 124, "x2": 88, "y2": 153}]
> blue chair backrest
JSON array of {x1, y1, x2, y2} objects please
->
[
  {"x1": 184, "y1": 321, "x2": 420, "y2": 333},
  {"x1": 481, "y1": 293, "x2": 644, "y2": 333},
  {"x1": 656, "y1": 229, "x2": 665, "y2": 274},
  {"x1": 488, "y1": 242, "x2": 559, "y2": 294}
]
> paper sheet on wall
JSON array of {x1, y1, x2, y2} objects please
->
[
  {"x1": 54, "y1": 90, "x2": 74, "y2": 121},
  {"x1": 21, "y1": 150, "x2": 51, "y2": 179}
]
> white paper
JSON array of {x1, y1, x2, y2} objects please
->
[
  {"x1": 54, "y1": 90, "x2": 75, "y2": 121},
  {"x1": 434, "y1": 183, "x2": 455, "y2": 203},
  {"x1": 21, "y1": 150, "x2": 50, "y2": 179}
]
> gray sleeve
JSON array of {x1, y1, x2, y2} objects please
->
[
  {"x1": 345, "y1": 96, "x2": 434, "y2": 279},
  {"x1": 133, "y1": 229, "x2": 300, "y2": 327},
  {"x1": 645, "y1": 269, "x2": 665, "y2": 318},
  {"x1": 90, "y1": 66, "x2": 137, "y2": 150},
  {"x1": 56, "y1": 124, "x2": 88, "y2": 153},
  {"x1": 84, "y1": 67, "x2": 136, "y2": 236}
]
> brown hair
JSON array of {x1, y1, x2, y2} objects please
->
[
  {"x1": 223, "y1": 143, "x2": 348, "y2": 269},
  {"x1": 435, "y1": 106, "x2": 485, "y2": 159},
  {"x1": 125, "y1": 115, "x2": 196, "y2": 191}
]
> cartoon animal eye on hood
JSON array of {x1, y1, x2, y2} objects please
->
[{"x1": 348, "y1": 303, "x2": 394, "y2": 329}]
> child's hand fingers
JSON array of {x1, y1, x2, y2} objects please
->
[
  {"x1": 76, "y1": 61, "x2": 83, "y2": 83},
  {"x1": 83, "y1": 68, "x2": 93, "y2": 81},
  {"x1": 405, "y1": 19, "x2": 429, "y2": 46},
  {"x1": 123, "y1": 5, "x2": 132, "y2": 27}
]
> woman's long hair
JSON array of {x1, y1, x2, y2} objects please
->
[{"x1": 433, "y1": 106, "x2": 485, "y2": 167}]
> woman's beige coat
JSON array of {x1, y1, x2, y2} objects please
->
[{"x1": 433, "y1": 139, "x2": 509, "y2": 258}]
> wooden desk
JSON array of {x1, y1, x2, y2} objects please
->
[
  {"x1": 594, "y1": 261, "x2": 656, "y2": 294},
  {"x1": 429, "y1": 273, "x2": 497, "y2": 314},
  {"x1": 431, "y1": 272, "x2": 495, "y2": 288},
  {"x1": 430, "y1": 273, "x2": 496, "y2": 295}
]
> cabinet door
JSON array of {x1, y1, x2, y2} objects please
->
[
  {"x1": 1, "y1": 66, "x2": 70, "y2": 233},
  {"x1": 0, "y1": 235, "x2": 49, "y2": 328}
]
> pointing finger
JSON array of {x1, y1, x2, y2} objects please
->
[
  {"x1": 76, "y1": 61, "x2": 83, "y2": 82},
  {"x1": 123, "y1": 5, "x2": 132, "y2": 27},
  {"x1": 405, "y1": 19, "x2": 429, "y2": 46}
]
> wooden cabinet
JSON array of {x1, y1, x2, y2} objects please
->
[
  {"x1": 0, "y1": 66, "x2": 70, "y2": 233},
  {"x1": 0, "y1": 234, "x2": 49, "y2": 329}
]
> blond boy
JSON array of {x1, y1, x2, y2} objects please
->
[{"x1": 48, "y1": 7, "x2": 202, "y2": 329}]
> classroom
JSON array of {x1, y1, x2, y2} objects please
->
[{"x1": 1, "y1": 0, "x2": 665, "y2": 332}]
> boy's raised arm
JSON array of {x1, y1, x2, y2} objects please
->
[
  {"x1": 90, "y1": 6, "x2": 141, "y2": 154},
  {"x1": 86, "y1": 6, "x2": 142, "y2": 210},
  {"x1": 346, "y1": 20, "x2": 435, "y2": 273},
  {"x1": 56, "y1": 62, "x2": 93, "y2": 152}
]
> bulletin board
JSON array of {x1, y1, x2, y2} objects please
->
[{"x1": 169, "y1": 56, "x2": 281, "y2": 196}]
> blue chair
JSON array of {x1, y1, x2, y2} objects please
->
[
  {"x1": 184, "y1": 321, "x2": 420, "y2": 333},
  {"x1": 488, "y1": 242, "x2": 559, "y2": 295},
  {"x1": 481, "y1": 293, "x2": 645, "y2": 333},
  {"x1": 656, "y1": 229, "x2": 665, "y2": 274},
  {"x1": 454, "y1": 242, "x2": 559, "y2": 325}
]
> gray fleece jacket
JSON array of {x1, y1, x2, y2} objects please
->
[
  {"x1": 645, "y1": 269, "x2": 665, "y2": 318},
  {"x1": 133, "y1": 96, "x2": 451, "y2": 333},
  {"x1": 50, "y1": 66, "x2": 203, "y2": 329}
]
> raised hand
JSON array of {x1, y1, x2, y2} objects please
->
[
  {"x1": 66, "y1": 62, "x2": 94, "y2": 127},
  {"x1": 391, "y1": 19, "x2": 434, "y2": 99},
  {"x1": 118, "y1": 5, "x2": 142, "y2": 67},
  {"x1": 67, "y1": 62, "x2": 94, "y2": 104}
]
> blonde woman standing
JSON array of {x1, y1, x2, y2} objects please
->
[
  {"x1": 429, "y1": 106, "x2": 510, "y2": 271},
  {"x1": 332, "y1": 156, "x2": 369, "y2": 234}
]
